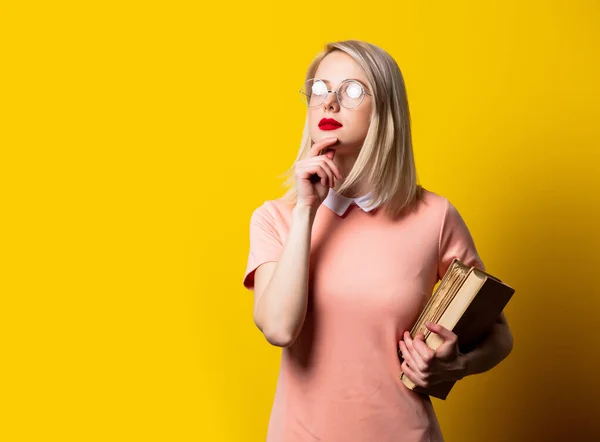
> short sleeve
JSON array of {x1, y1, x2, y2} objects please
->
[
  {"x1": 438, "y1": 198, "x2": 485, "y2": 280},
  {"x1": 242, "y1": 202, "x2": 284, "y2": 290}
]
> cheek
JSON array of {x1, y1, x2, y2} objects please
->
[
  {"x1": 307, "y1": 113, "x2": 319, "y2": 138},
  {"x1": 350, "y1": 111, "x2": 372, "y2": 135}
]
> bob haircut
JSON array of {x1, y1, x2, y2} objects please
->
[{"x1": 280, "y1": 39, "x2": 424, "y2": 219}]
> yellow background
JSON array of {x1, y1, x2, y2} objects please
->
[{"x1": 2, "y1": 0, "x2": 599, "y2": 440}]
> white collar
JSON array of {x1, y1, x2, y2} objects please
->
[{"x1": 322, "y1": 187, "x2": 380, "y2": 216}]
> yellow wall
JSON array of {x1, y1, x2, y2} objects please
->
[{"x1": 3, "y1": 0, "x2": 600, "y2": 440}]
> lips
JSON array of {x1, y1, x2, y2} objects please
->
[{"x1": 319, "y1": 118, "x2": 342, "y2": 130}]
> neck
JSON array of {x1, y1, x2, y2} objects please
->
[{"x1": 332, "y1": 149, "x2": 370, "y2": 197}]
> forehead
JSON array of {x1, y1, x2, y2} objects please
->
[{"x1": 313, "y1": 51, "x2": 368, "y2": 87}]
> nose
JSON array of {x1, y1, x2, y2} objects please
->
[{"x1": 322, "y1": 90, "x2": 341, "y2": 111}]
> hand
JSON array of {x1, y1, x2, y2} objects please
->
[
  {"x1": 295, "y1": 137, "x2": 342, "y2": 210},
  {"x1": 398, "y1": 321, "x2": 467, "y2": 388}
]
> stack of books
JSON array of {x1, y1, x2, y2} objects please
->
[{"x1": 399, "y1": 258, "x2": 515, "y2": 400}]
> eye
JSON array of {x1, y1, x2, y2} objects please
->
[
  {"x1": 346, "y1": 82, "x2": 363, "y2": 99},
  {"x1": 312, "y1": 80, "x2": 328, "y2": 96}
]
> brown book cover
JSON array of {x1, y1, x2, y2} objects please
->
[{"x1": 398, "y1": 259, "x2": 515, "y2": 400}]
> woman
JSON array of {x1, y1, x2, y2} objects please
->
[{"x1": 242, "y1": 40, "x2": 513, "y2": 442}]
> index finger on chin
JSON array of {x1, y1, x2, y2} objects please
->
[{"x1": 308, "y1": 137, "x2": 338, "y2": 157}]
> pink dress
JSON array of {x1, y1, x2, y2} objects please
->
[{"x1": 243, "y1": 188, "x2": 485, "y2": 442}]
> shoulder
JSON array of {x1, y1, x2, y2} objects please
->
[
  {"x1": 413, "y1": 187, "x2": 452, "y2": 218},
  {"x1": 249, "y1": 196, "x2": 295, "y2": 227},
  {"x1": 408, "y1": 188, "x2": 473, "y2": 235}
]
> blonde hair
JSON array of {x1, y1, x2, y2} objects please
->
[{"x1": 280, "y1": 39, "x2": 424, "y2": 219}]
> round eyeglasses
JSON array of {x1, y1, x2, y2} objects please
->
[{"x1": 299, "y1": 78, "x2": 371, "y2": 109}]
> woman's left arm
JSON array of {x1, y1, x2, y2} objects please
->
[
  {"x1": 410, "y1": 198, "x2": 515, "y2": 385},
  {"x1": 459, "y1": 312, "x2": 513, "y2": 377}
]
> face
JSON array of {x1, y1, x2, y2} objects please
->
[{"x1": 307, "y1": 51, "x2": 373, "y2": 154}]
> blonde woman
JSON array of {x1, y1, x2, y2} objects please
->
[{"x1": 243, "y1": 40, "x2": 513, "y2": 442}]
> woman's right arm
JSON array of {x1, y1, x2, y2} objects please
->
[
  {"x1": 252, "y1": 203, "x2": 316, "y2": 347},
  {"x1": 252, "y1": 137, "x2": 341, "y2": 347}
]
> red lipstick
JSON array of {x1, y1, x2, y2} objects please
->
[{"x1": 319, "y1": 118, "x2": 343, "y2": 131}]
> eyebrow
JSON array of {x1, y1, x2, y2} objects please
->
[{"x1": 316, "y1": 78, "x2": 371, "y2": 91}]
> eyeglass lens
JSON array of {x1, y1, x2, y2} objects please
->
[{"x1": 300, "y1": 79, "x2": 365, "y2": 109}]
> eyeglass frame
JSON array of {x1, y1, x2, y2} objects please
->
[{"x1": 299, "y1": 78, "x2": 372, "y2": 109}]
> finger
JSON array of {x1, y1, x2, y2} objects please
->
[
  {"x1": 308, "y1": 157, "x2": 337, "y2": 186},
  {"x1": 318, "y1": 163, "x2": 332, "y2": 187},
  {"x1": 319, "y1": 156, "x2": 342, "y2": 180},
  {"x1": 412, "y1": 337, "x2": 435, "y2": 364},
  {"x1": 401, "y1": 360, "x2": 423, "y2": 387},
  {"x1": 314, "y1": 158, "x2": 338, "y2": 185},
  {"x1": 425, "y1": 321, "x2": 457, "y2": 344},
  {"x1": 314, "y1": 161, "x2": 334, "y2": 187},
  {"x1": 404, "y1": 331, "x2": 427, "y2": 371},
  {"x1": 308, "y1": 137, "x2": 338, "y2": 157},
  {"x1": 399, "y1": 340, "x2": 418, "y2": 369},
  {"x1": 301, "y1": 164, "x2": 329, "y2": 186},
  {"x1": 403, "y1": 331, "x2": 416, "y2": 349}
]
